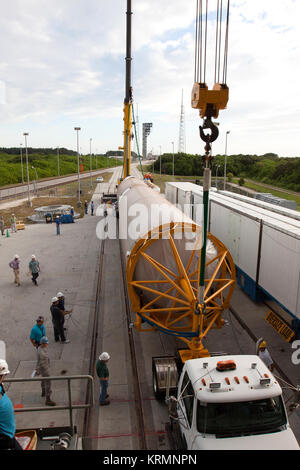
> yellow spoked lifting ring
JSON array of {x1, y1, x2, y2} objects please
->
[{"x1": 126, "y1": 222, "x2": 236, "y2": 360}]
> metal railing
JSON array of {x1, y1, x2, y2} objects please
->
[{"x1": 4, "y1": 375, "x2": 94, "y2": 431}]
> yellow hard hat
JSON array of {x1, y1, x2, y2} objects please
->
[{"x1": 259, "y1": 341, "x2": 267, "y2": 349}]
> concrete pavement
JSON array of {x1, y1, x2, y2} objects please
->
[{"x1": 0, "y1": 170, "x2": 116, "y2": 431}]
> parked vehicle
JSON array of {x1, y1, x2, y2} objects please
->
[{"x1": 154, "y1": 354, "x2": 299, "y2": 450}]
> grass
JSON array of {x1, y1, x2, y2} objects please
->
[
  {"x1": 0, "y1": 152, "x2": 122, "y2": 187},
  {"x1": 0, "y1": 171, "x2": 113, "y2": 228},
  {"x1": 231, "y1": 178, "x2": 300, "y2": 211}
]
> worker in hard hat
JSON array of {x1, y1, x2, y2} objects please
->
[
  {"x1": 57, "y1": 292, "x2": 72, "y2": 316},
  {"x1": 10, "y1": 213, "x2": 17, "y2": 233},
  {"x1": 258, "y1": 341, "x2": 274, "y2": 372},
  {"x1": 96, "y1": 352, "x2": 110, "y2": 406},
  {"x1": 57, "y1": 292, "x2": 72, "y2": 332},
  {"x1": 30, "y1": 316, "x2": 46, "y2": 348},
  {"x1": 29, "y1": 254, "x2": 40, "y2": 286},
  {"x1": 50, "y1": 297, "x2": 70, "y2": 344},
  {"x1": 9, "y1": 254, "x2": 20, "y2": 286},
  {"x1": 35, "y1": 337, "x2": 56, "y2": 407},
  {"x1": 0, "y1": 359, "x2": 22, "y2": 450}
]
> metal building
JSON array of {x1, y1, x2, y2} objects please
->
[{"x1": 165, "y1": 182, "x2": 300, "y2": 330}]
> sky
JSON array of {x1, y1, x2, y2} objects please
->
[{"x1": 0, "y1": 0, "x2": 299, "y2": 157}]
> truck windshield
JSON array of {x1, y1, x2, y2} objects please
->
[{"x1": 196, "y1": 396, "x2": 286, "y2": 437}]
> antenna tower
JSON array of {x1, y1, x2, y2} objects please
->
[{"x1": 178, "y1": 89, "x2": 186, "y2": 153}]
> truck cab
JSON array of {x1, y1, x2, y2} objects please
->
[{"x1": 176, "y1": 355, "x2": 299, "y2": 450}]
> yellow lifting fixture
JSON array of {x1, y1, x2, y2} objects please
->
[
  {"x1": 126, "y1": 220, "x2": 236, "y2": 360},
  {"x1": 191, "y1": 0, "x2": 230, "y2": 120}
]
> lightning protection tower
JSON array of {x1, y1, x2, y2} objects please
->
[
  {"x1": 142, "y1": 122, "x2": 153, "y2": 159},
  {"x1": 178, "y1": 89, "x2": 186, "y2": 153}
]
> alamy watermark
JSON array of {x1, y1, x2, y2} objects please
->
[
  {"x1": 95, "y1": 199, "x2": 203, "y2": 250},
  {"x1": 291, "y1": 340, "x2": 300, "y2": 365}
]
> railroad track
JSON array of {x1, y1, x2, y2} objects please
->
[
  {"x1": 81, "y1": 214, "x2": 150, "y2": 450},
  {"x1": 119, "y1": 233, "x2": 148, "y2": 450},
  {"x1": 82, "y1": 238, "x2": 106, "y2": 440}
]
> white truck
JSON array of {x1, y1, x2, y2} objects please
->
[{"x1": 153, "y1": 354, "x2": 299, "y2": 450}]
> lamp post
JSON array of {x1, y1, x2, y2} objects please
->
[
  {"x1": 159, "y1": 145, "x2": 162, "y2": 176},
  {"x1": 74, "y1": 127, "x2": 81, "y2": 206},
  {"x1": 216, "y1": 164, "x2": 220, "y2": 190},
  {"x1": 90, "y1": 138, "x2": 92, "y2": 189},
  {"x1": 172, "y1": 141, "x2": 174, "y2": 179},
  {"x1": 31, "y1": 166, "x2": 38, "y2": 196},
  {"x1": 57, "y1": 147, "x2": 60, "y2": 177},
  {"x1": 20, "y1": 144, "x2": 24, "y2": 184},
  {"x1": 23, "y1": 132, "x2": 31, "y2": 206},
  {"x1": 224, "y1": 130, "x2": 230, "y2": 190}
]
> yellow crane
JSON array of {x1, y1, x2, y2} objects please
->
[{"x1": 119, "y1": 0, "x2": 133, "y2": 182}]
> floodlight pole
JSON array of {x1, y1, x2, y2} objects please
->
[
  {"x1": 74, "y1": 127, "x2": 81, "y2": 206},
  {"x1": 90, "y1": 138, "x2": 92, "y2": 188},
  {"x1": 20, "y1": 144, "x2": 24, "y2": 184},
  {"x1": 23, "y1": 133, "x2": 31, "y2": 206},
  {"x1": 224, "y1": 130, "x2": 230, "y2": 190},
  {"x1": 57, "y1": 147, "x2": 60, "y2": 177}
]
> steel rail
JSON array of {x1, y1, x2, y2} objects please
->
[
  {"x1": 118, "y1": 227, "x2": 148, "y2": 450},
  {"x1": 82, "y1": 238, "x2": 105, "y2": 438}
]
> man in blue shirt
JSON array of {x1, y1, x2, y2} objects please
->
[
  {"x1": 30, "y1": 316, "x2": 46, "y2": 348},
  {"x1": 55, "y1": 216, "x2": 61, "y2": 235},
  {"x1": 0, "y1": 359, "x2": 22, "y2": 450},
  {"x1": 29, "y1": 254, "x2": 40, "y2": 286}
]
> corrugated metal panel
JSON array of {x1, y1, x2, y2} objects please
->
[
  {"x1": 164, "y1": 181, "x2": 300, "y2": 319},
  {"x1": 219, "y1": 190, "x2": 300, "y2": 221}
]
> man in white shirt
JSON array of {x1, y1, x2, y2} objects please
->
[{"x1": 258, "y1": 341, "x2": 274, "y2": 372}]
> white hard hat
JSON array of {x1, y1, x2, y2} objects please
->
[
  {"x1": 0, "y1": 359, "x2": 10, "y2": 375},
  {"x1": 99, "y1": 352, "x2": 110, "y2": 361},
  {"x1": 40, "y1": 336, "x2": 49, "y2": 344},
  {"x1": 52, "y1": 296, "x2": 58, "y2": 303},
  {"x1": 14, "y1": 254, "x2": 19, "y2": 259},
  {"x1": 31, "y1": 254, "x2": 36, "y2": 259},
  {"x1": 57, "y1": 292, "x2": 64, "y2": 298}
]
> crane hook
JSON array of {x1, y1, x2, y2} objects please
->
[{"x1": 199, "y1": 116, "x2": 219, "y2": 144}]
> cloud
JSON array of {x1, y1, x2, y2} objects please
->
[{"x1": 0, "y1": 0, "x2": 299, "y2": 156}]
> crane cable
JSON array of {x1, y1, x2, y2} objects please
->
[
  {"x1": 132, "y1": 105, "x2": 144, "y2": 178},
  {"x1": 194, "y1": 0, "x2": 230, "y2": 86},
  {"x1": 194, "y1": 0, "x2": 230, "y2": 316}
]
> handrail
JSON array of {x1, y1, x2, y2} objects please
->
[{"x1": 4, "y1": 374, "x2": 94, "y2": 432}]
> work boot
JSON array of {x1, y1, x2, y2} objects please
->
[
  {"x1": 45, "y1": 398, "x2": 56, "y2": 406},
  {"x1": 100, "y1": 400, "x2": 110, "y2": 406}
]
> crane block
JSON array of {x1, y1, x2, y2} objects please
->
[{"x1": 191, "y1": 82, "x2": 229, "y2": 119}]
